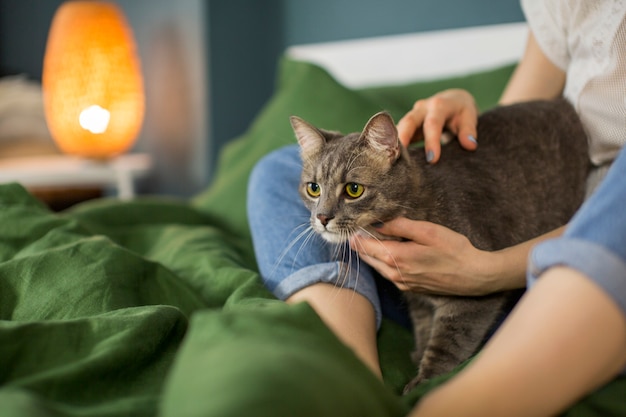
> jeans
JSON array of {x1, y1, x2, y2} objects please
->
[
  {"x1": 247, "y1": 145, "x2": 409, "y2": 329},
  {"x1": 528, "y1": 146, "x2": 626, "y2": 317}
]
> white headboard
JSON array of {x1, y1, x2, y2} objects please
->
[{"x1": 287, "y1": 22, "x2": 528, "y2": 88}]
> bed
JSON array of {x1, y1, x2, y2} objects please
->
[{"x1": 1, "y1": 23, "x2": 624, "y2": 417}]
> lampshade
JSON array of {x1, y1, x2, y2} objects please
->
[{"x1": 43, "y1": 1, "x2": 144, "y2": 159}]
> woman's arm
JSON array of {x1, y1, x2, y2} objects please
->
[
  {"x1": 352, "y1": 221, "x2": 564, "y2": 295},
  {"x1": 410, "y1": 266, "x2": 626, "y2": 417},
  {"x1": 499, "y1": 32, "x2": 566, "y2": 105}
]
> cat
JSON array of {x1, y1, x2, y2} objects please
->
[{"x1": 290, "y1": 98, "x2": 590, "y2": 392}]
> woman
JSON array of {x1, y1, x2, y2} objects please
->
[{"x1": 247, "y1": 1, "x2": 626, "y2": 414}]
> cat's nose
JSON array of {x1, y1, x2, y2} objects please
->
[{"x1": 316, "y1": 214, "x2": 334, "y2": 227}]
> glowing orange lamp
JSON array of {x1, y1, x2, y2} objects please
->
[{"x1": 43, "y1": 1, "x2": 145, "y2": 159}]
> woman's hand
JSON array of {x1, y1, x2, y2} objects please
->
[
  {"x1": 397, "y1": 89, "x2": 478, "y2": 164},
  {"x1": 351, "y1": 218, "x2": 505, "y2": 296}
]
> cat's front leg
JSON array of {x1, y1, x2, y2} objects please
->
[
  {"x1": 403, "y1": 294, "x2": 508, "y2": 393},
  {"x1": 405, "y1": 294, "x2": 434, "y2": 365},
  {"x1": 401, "y1": 293, "x2": 435, "y2": 394}
]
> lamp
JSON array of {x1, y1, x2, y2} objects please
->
[{"x1": 43, "y1": 1, "x2": 144, "y2": 159}]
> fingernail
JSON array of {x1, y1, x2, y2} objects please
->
[
  {"x1": 468, "y1": 135, "x2": 477, "y2": 144},
  {"x1": 426, "y1": 150, "x2": 434, "y2": 163},
  {"x1": 371, "y1": 221, "x2": 384, "y2": 229}
]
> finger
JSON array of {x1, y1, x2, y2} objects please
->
[
  {"x1": 372, "y1": 218, "x2": 442, "y2": 246},
  {"x1": 358, "y1": 247, "x2": 408, "y2": 289},
  {"x1": 351, "y1": 234, "x2": 392, "y2": 264},
  {"x1": 397, "y1": 101, "x2": 427, "y2": 148},
  {"x1": 352, "y1": 234, "x2": 404, "y2": 271},
  {"x1": 358, "y1": 250, "x2": 388, "y2": 271},
  {"x1": 457, "y1": 130, "x2": 478, "y2": 151},
  {"x1": 451, "y1": 108, "x2": 478, "y2": 151},
  {"x1": 354, "y1": 240, "x2": 390, "y2": 269},
  {"x1": 396, "y1": 114, "x2": 419, "y2": 148},
  {"x1": 422, "y1": 110, "x2": 448, "y2": 164},
  {"x1": 349, "y1": 234, "x2": 370, "y2": 254},
  {"x1": 353, "y1": 234, "x2": 424, "y2": 291}
]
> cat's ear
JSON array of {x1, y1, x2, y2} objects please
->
[
  {"x1": 290, "y1": 116, "x2": 326, "y2": 154},
  {"x1": 361, "y1": 112, "x2": 401, "y2": 161}
]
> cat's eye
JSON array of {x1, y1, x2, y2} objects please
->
[
  {"x1": 306, "y1": 182, "x2": 321, "y2": 198},
  {"x1": 345, "y1": 183, "x2": 364, "y2": 199}
]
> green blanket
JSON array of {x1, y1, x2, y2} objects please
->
[{"x1": 1, "y1": 57, "x2": 624, "y2": 417}]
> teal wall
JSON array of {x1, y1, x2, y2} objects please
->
[
  {"x1": 207, "y1": 0, "x2": 525, "y2": 167},
  {"x1": 282, "y1": 0, "x2": 523, "y2": 44},
  {"x1": 0, "y1": 0, "x2": 63, "y2": 78}
]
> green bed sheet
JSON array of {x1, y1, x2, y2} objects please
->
[{"x1": 1, "y1": 57, "x2": 624, "y2": 417}]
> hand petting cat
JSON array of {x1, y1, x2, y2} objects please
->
[
  {"x1": 351, "y1": 218, "x2": 498, "y2": 296},
  {"x1": 397, "y1": 88, "x2": 478, "y2": 163}
]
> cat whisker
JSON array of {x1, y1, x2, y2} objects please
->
[
  {"x1": 268, "y1": 222, "x2": 315, "y2": 281},
  {"x1": 333, "y1": 240, "x2": 353, "y2": 300},
  {"x1": 330, "y1": 241, "x2": 349, "y2": 301},
  {"x1": 334, "y1": 234, "x2": 351, "y2": 286},
  {"x1": 393, "y1": 204, "x2": 417, "y2": 214},
  {"x1": 347, "y1": 232, "x2": 361, "y2": 303},
  {"x1": 274, "y1": 221, "x2": 363, "y2": 304},
  {"x1": 331, "y1": 231, "x2": 360, "y2": 303},
  {"x1": 292, "y1": 226, "x2": 325, "y2": 273},
  {"x1": 356, "y1": 226, "x2": 407, "y2": 286}
]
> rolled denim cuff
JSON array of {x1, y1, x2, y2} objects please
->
[
  {"x1": 273, "y1": 261, "x2": 383, "y2": 329},
  {"x1": 528, "y1": 238, "x2": 626, "y2": 318}
]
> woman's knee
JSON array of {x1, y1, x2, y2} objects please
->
[
  {"x1": 248, "y1": 145, "x2": 300, "y2": 198},
  {"x1": 247, "y1": 145, "x2": 303, "y2": 224}
]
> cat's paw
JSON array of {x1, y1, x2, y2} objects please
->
[{"x1": 402, "y1": 374, "x2": 426, "y2": 395}]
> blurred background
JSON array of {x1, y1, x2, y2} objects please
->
[{"x1": 0, "y1": 0, "x2": 524, "y2": 198}]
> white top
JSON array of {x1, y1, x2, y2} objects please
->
[{"x1": 522, "y1": 0, "x2": 626, "y2": 166}]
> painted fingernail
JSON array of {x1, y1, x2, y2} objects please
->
[
  {"x1": 371, "y1": 221, "x2": 384, "y2": 228},
  {"x1": 468, "y1": 135, "x2": 477, "y2": 144},
  {"x1": 426, "y1": 150, "x2": 434, "y2": 163}
]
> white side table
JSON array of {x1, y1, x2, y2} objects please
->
[{"x1": 0, "y1": 153, "x2": 152, "y2": 200}]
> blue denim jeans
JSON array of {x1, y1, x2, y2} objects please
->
[
  {"x1": 528, "y1": 146, "x2": 626, "y2": 318},
  {"x1": 247, "y1": 145, "x2": 409, "y2": 329}
]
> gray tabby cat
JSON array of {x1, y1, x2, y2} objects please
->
[{"x1": 290, "y1": 99, "x2": 590, "y2": 392}]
